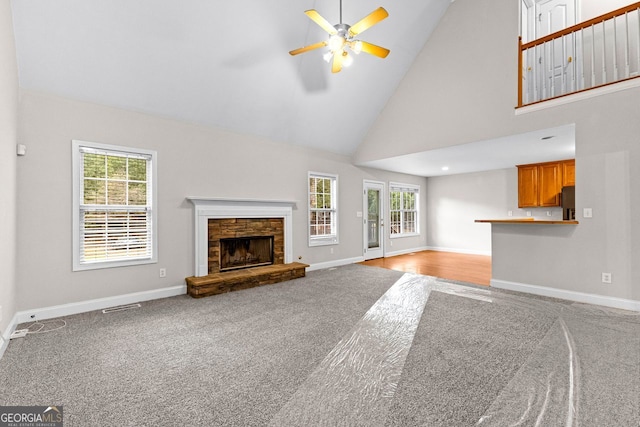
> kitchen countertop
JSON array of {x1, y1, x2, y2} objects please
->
[{"x1": 475, "y1": 218, "x2": 579, "y2": 225}]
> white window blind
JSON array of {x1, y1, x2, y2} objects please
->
[{"x1": 73, "y1": 141, "x2": 157, "y2": 270}]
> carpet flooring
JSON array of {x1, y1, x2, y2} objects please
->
[{"x1": 0, "y1": 264, "x2": 639, "y2": 426}]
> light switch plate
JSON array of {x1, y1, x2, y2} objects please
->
[{"x1": 583, "y1": 208, "x2": 593, "y2": 218}]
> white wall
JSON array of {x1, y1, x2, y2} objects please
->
[
  {"x1": 15, "y1": 90, "x2": 427, "y2": 312},
  {"x1": 356, "y1": 0, "x2": 640, "y2": 303},
  {"x1": 0, "y1": 1, "x2": 19, "y2": 342}
]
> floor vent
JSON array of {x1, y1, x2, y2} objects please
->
[{"x1": 102, "y1": 303, "x2": 141, "y2": 314}]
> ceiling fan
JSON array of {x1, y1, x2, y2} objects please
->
[{"x1": 289, "y1": 1, "x2": 390, "y2": 73}]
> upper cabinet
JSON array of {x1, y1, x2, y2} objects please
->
[
  {"x1": 517, "y1": 159, "x2": 575, "y2": 208},
  {"x1": 562, "y1": 159, "x2": 576, "y2": 186}
]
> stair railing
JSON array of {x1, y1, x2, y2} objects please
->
[{"x1": 518, "y1": 2, "x2": 640, "y2": 107}]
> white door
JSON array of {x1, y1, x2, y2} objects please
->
[
  {"x1": 535, "y1": 0, "x2": 577, "y2": 97},
  {"x1": 363, "y1": 181, "x2": 384, "y2": 260}
]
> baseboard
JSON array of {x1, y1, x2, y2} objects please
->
[
  {"x1": 491, "y1": 279, "x2": 640, "y2": 312},
  {"x1": 384, "y1": 246, "x2": 429, "y2": 258},
  {"x1": 308, "y1": 256, "x2": 365, "y2": 272},
  {"x1": 426, "y1": 246, "x2": 492, "y2": 257}
]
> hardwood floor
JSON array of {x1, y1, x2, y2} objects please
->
[{"x1": 359, "y1": 250, "x2": 491, "y2": 286}]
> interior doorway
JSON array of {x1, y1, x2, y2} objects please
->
[{"x1": 363, "y1": 180, "x2": 385, "y2": 260}]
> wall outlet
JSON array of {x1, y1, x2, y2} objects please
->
[
  {"x1": 159, "y1": 268, "x2": 167, "y2": 278},
  {"x1": 546, "y1": 211, "x2": 552, "y2": 217},
  {"x1": 508, "y1": 210, "x2": 513, "y2": 217},
  {"x1": 526, "y1": 211, "x2": 532, "y2": 217},
  {"x1": 602, "y1": 272, "x2": 612, "y2": 284}
]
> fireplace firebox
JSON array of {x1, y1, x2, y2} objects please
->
[{"x1": 219, "y1": 236, "x2": 274, "y2": 272}]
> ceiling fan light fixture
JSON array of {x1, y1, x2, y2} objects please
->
[
  {"x1": 350, "y1": 40, "x2": 363, "y2": 54},
  {"x1": 328, "y1": 34, "x2": 346, "y2": 52},
  {"x1": 289, "y1": 5, "x2": 390, "y2": 73},
  {"x1": 342, "y1": 50, "x2": 354, "y2": 67}
]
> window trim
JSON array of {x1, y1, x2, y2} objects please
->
[
  {"x1": 72, "y1": 140, "x2": 158, "y2": 271},
  {"x1": 389, "y1": 182, "x2": 420, "y2": 239},
  {"x1": 308, "y1": 171, "x2": 339, "y2": 247}
]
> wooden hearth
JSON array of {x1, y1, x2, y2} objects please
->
[{"x1": 185, "y1": 215, "x2": 308, "y2": 298}]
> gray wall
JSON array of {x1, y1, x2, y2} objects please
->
[
  {"x1": 0, "y1": 1, "x2": 18, "y2": 339},
  {"x1": 356, "y1": 0, "x2": 640, "y2": 302},
  {"x1": 15, "y1": 90, "x2": 427, "y2": 312}
]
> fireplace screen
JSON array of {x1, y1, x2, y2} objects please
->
[{"x1": 219, "y1": 236, "x2": 274, "y2": 272}]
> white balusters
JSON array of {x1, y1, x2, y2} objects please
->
[
  {"x1": 519, "y1": 3, "x2": 640, "y2": 106},
  {"x1": 624, "y1": 12, "x2": 630, "y2": 78},
  {"x1": 636, "y1": 7, "x2": 640, "y2": 77},
  {"x1": 591, "y1": 24, "x2": 596, "y2": 87}
]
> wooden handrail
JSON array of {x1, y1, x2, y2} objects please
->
[{"x1": 522, "y1": 1, "x2": 640, "y2": 50}]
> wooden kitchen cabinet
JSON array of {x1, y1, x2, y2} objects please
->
[
  {"x1": 517, "y1": 164, "x2": 538, "y2": 207},
  {"x1": 517, "y1": 159, "x2": 573, "y2": 208},
  {"x1": 562, "y1": 159, "x2": 575, "y2": 186}
]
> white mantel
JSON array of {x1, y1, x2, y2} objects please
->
[{"x1": 187, "y1": 197, "x2": 296, "y2": 277}]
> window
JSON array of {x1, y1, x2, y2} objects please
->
[
  {"x1": 389, "y1": 183, "x2": 419, "y2": 237},
  {"x1": 308, "y1": 172, "x2": 338, "y2": 246},
  {"x1": 72, "y1": 140, "x2": 157, "y2": 271}
]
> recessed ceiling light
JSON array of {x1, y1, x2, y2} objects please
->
[
  {"x1": 441, "y1": 166, "x2": 449, "y2": 171},
  {"x1": 541, "y1": 136, "x2": 554, "y2": 140}
]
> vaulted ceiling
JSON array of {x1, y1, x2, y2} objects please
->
[{"x1": 10, "y1": 0, "x2": 452, "y2": 156}]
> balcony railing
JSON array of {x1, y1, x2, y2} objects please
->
[{"x1": 518, "y1": 2, "x2": 640, "y2": 107}]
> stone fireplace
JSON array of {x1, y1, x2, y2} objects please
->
[
  {"x1": 208, "y1": 218, "x2": 283, "y2": 274},
  {"x1": 185, "y1": 198, "x2": 307, "y2": 298},
  {"x1": 219, "y1": 235, "x2": 274, "y2": 272}
]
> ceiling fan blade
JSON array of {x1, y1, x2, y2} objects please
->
[
  {"x1": 348, "y1": 7, "x2": 389, "y2": 37},
  {"x1": 289, "y1": 41, "x2": 328, "y2": 56},
  {"x1": 359, "y1": 41, "x2": 390, "y2": 58},
  {"x1": 332, "y1": 51, "x2": 344, "y2": 73},
  {"x1": 305, "y1": 10, "x2": 338, "y2": 35}
]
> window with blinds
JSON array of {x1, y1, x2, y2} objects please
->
[
  {"x1": 72, "y1": 141, "x2": 157, "y2": 271},
  {"x1": 308, "y1": 172, "x2": 338, "y2": 246},
  {"x1": 389, "y1": 183, "x2": 420, "y2": 237}
]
